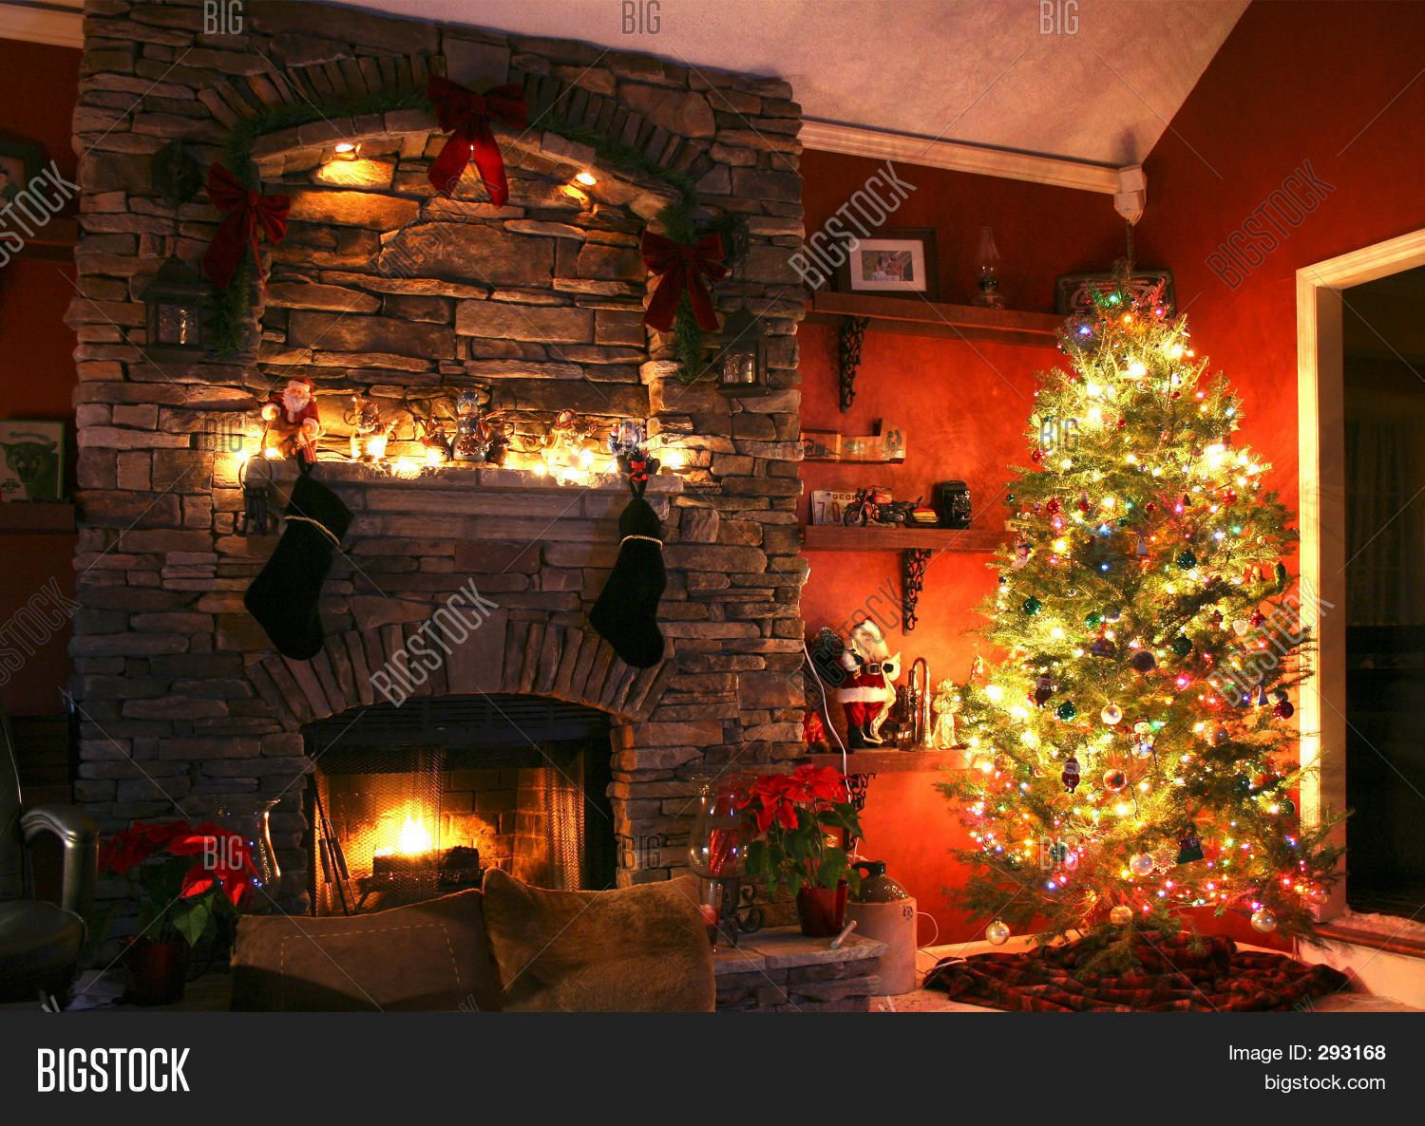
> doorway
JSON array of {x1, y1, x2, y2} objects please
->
[{"x1": 1297, "y1": 230, "x2": 1425, "y2": 925}]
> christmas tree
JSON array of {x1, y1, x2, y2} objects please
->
[{"x1": 941, "y1": 277, "x2": 1343, "y2": 961}]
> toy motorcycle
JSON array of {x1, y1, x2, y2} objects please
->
[{"x1": 843, "y1": 486, "x2": 917, "y2": 527}]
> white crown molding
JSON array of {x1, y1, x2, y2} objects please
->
[
  {"x1": 0, "y1": 2, "x2": 83, "y2": 48},
  {"x1": 1, "y1": 11, "x2": 1146, "y2": 214},
  {"x1": 800, "y1": 118, "x2": 1124, "y2": 196}
]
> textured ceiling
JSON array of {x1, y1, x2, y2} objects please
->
[{"x1": 327, "y1": 0, "x2": 1248, "y2": 166}]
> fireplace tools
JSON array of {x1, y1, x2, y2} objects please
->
[{"x1": 313, "y1": 786, "x2": 352, "y2": 915}]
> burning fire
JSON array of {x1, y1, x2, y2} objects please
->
[{"x1": 374, "y1": 809, "x2": 434, "y2": 857}]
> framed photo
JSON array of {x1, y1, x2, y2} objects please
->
[
  {"x1": 835, "y1": 227, "x2": 939, "y2": 300},
  {"x1": 1056, "y1": 269, "x2": 1176, "y2": 317},
  {"x1": 0, "y1": 136, "x2": 47, "y2": 211},
  {"x1": 0, "y1": 419, "x2": 66, "y2": 502}
]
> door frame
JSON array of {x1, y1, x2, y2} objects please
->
[{"x1": 1296, "y1": 228, "x2": 1425, "y2": 920}]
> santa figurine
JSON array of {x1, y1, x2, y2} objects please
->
[
  {"x1": 836, "y1": 619, "x2": 901, "y2": 749},
  {"x1": 261, "y1": 376, "x2": 322, "y2": 465}
]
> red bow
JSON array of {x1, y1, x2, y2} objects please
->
[
  {"x1": 427, "y1": 74, "x2": 528, "y2": 204},
  {"x1": 640, "y1": 230, "x2": 727, "y2": 333},
  {"x1": 202, "y1": 163, "x2": 290, "y2": 291}
]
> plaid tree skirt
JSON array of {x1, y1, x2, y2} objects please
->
[{"x1": 925, "y1": 933, "x2": 1351, "y2": 1011}]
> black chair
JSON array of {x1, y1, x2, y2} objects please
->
[{"x1": 1, "y1": 702, "x2": 97, "y2": 1005}]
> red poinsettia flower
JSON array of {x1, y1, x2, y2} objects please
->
[
  {"x1": 170, "y1": 822, "x2": 260, "y2": 906},
  {"x1": 791, "y1": 763, "x2": 849, "y2": 804},
  {"x1": 98, "y1": 819, "x2": 188, "y2": 876}
]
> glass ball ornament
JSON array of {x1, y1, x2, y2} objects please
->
[
  {"x1": 1130, "y1": 649, "x2": 1157, "y2": 673},
  {"x1": 1251, "y1": 907, "x2": 1278, "y2": 934},
  {"x1": 1022, "y1": 596, "x2": 1042, "y2": 616},
  {"x1": 1101, "y1": 703, "x2": 1124, "y2": 725},
  {"x1": 985, "y1": 918, "x2": 1011, "y2": 946},
  {"x1": 1109, "y1": 905, "x2": 1134, "y2": 926},
  {"x1": 1056, "y1": 700, "x2": 1078, "y2": 721},
  {"x1": 1128, "y1": 852, "x2": 1155, "y2": 877},
  {"x1": 1102, "y1": 769, "x2": 1127, "y2": 792}
]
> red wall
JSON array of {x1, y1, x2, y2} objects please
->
[
  {"x1": 799, "y1": 152, "x2": 1124, "y2": 941},
  {"x1": 1132, "y1": 0, "x2": 1425, "y2": 513},
  {"x1": 801, "y1": 0, "x2": 1425, "y2": 947},
  {"x1": 0, "y1": 39, "x2": 81, "y2": 716}
]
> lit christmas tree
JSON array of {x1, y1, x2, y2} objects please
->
[{"x1": 941, "y1": 277, "x2": 1343, "y2": 963}]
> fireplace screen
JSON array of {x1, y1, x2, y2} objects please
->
[{"x1": 304, "y1": 696, "x2": 614, "y2": 915}]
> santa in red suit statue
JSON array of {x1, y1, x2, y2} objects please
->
[
  {"x1": 261, "y1": 376, "x2": 322, "y2": 465},
  {"x1": 836, "y1": 619, "x2": 901, "y2": 749}
]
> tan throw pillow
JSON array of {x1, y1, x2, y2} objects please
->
[
  {"x1": 480, "y1": 870, "x2": 715, "y2": 1012},
  {"x1": 230, "y1": 889, "x2": 501, "y2": 1012}
]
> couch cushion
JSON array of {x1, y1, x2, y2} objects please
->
[
  {"x1": 480, "y1": 870, "x2": 714, "y2": 1012},
  {"x1": 230, "y1": 889, "x2": 501, "y2": 1012}
]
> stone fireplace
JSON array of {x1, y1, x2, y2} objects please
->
[{"x1": 68, "y1": 1, "x2": 807, "y2": 928}]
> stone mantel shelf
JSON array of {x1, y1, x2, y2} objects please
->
[{"x1": 259, "y1": 461, "x2": 684, "y2": 496}]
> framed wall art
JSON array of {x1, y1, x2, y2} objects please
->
[
  {"x1": 835, "y1": 227, "x2": 939, "y2": 300},
  {"x1": 0, "y1": 419, "x2": 66, "y2": 502}
]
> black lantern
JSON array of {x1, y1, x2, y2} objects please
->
[
  {"x1": 141, "y1": 256, "x2": 210, "y2": 360},
  {"x1": 714, "y1": 305, "x2": 767, "y2": 396}
]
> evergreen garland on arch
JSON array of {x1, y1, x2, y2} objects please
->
[{"x1": 204, "y1": 83, "x2": 743, "y2": 378}]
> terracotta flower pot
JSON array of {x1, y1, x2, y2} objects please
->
[
  {"x1": 796, "y1": 881, "x2": 849, "y2": 937},
  {"x1": 124, "y1": 939, "x2": 190, "y2": 1007}
]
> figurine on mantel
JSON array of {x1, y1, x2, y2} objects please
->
[
  {"x1": 260, "y1": 375, "x2": 322, "y2": 465},
  {"x1": 929, "y1": 678, "x2": 960, "y2": 749},
  {"x1": 347, "y1": 392, "x2": 393, "y2": 464},
  {"x1": 836, "y1": 618, "x2": 901, "y2": 749}
]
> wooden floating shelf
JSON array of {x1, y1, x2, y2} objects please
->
[
  {"x1": 808, "y1": 749, "x2": 965, "y2": 774},
  {"x1": 0, "y1": 504, "x2": 77, "y2": 533},
  {"x1": 808, "y1": 290, "x2": 1066, "y2": 346},
  {"x1": 802, "y1": 525, "x2": 1003, "y2": 552},
  {"x1": 13, "y1": 217, "x2": 78, "y2": 263}
]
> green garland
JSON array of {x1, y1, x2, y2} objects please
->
[{"x1": 207, "y1": 84, "x2": 741, "y2": 381}]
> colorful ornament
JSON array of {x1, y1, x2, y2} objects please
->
[
  {"x1": 1084, "y1": 611, "x2": 1104, "y2": 629},
  {"x1": 1176, "y1": 830, "x2": 1204, "y2": 864},
  {"x1": 1250, "y1": 908, "x2": 1278, "y2": 934},
  {"x1": 1089, "y1": 637, "x2": 1117, "y2": 658},
  {"x1": 985, "y1": 918, "x2": 1011, "y2": 945},
  {"x1": 1022, "y1": 596, "x2": 1042, "y2": 615},
  {"x1": 1176, "y1": 549, "x2": 1198, "y2": 570},
  {"x1": 1102, "y1": 769, "x2": 1127, "y2": 792},
  {"x1": 1056, "y1": 700, "x2": 1078, "y2": 721},
  {"x1": 1171, "y1": 634, "x2": 1193, "y2": 657},
  {"x1": 1109, "y1": 905, "x2": 1134, "y2": 926},
  {"x1": 1128, "y1": 852, "x2": 1154, "y2": 877},
  {"x1": 1272, "y1": 690, "x2": 1294, "y2": 720},
  {"x1": 1129, "y1": 649, "x2": 1157, "y2": 673},
  {"x1": 1100, "y1": 704, "x2": 1123, "y2": 725},
  {"x1": 1061, "y1": 756, "x2": 1081, "y2": 792}
]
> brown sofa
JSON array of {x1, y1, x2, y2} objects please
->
[{"x1": 231, "y1": 871, "x2": 715, "y2": 1012}]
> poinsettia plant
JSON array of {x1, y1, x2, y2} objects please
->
[
  {"x1": 737, "y1": 765, "x2": 864, "y2": 896},
  {"x1": 99, "y1": 820, "x2": 260, "y2": 948}
]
